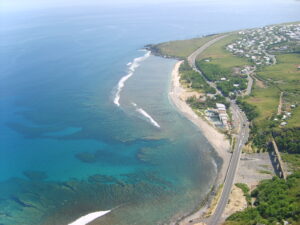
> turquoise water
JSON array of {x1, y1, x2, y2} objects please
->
[{"x1": 1, "y1": 1, "x2": 300, "y2": 224}]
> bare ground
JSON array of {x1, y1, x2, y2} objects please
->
[
  {"x1": 235, "y1": 153, "x2": 275, "y2": 189},
  {"x1": 223, "y1": 185, "x2": 248, "y2": 218}
]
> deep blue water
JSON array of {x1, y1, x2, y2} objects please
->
[{"x1": 0, "y1": 1, "x2": 300, "y2": 224}]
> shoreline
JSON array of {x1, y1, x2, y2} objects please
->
[{"x1": 169, "y1": 60, "x2": 231, "y2": 223}]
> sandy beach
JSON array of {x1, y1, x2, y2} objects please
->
[
  {"x1": 169, "y1": 61, "x2": 231, "y2": 224},
  {"x1": 169, "y1": 61, "x2": 231, "y2": 180}
]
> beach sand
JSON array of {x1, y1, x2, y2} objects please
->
[
  {"x1": 169, "y1": 61, "x2": 231, "y2": 180},
  {"x1": 169, "y1": 61, "x2": 231, "y2": 224}
]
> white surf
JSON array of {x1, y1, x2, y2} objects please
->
[
  {"x1": 68, "y1": 210, "x2": 111, "y2": 225},
  {"x1": 113, "y1": 51, "x2": 151, "y2": 107},
  {"x1": 132, "y1": 102, "x2": 160, "y2": 128}
]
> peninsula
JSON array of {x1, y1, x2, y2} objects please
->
[{"x1": 147, "y1": 22, "x2": 300, "y2": 225}]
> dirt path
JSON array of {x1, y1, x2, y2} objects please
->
[
  {"x1": 277, "y1": 92, "x2": 283, "y2": 115},
  {"x1": 243, "y1": 75, "x2": 253, "y2": 96}
]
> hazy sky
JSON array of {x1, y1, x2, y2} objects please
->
[{"x1": 1, "y1": 0, "x2": 298, "y2": 12}]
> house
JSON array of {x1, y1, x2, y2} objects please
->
[
  {"x1": 280, "y1": 122, "x2": 287, "y2": 126},
  {"x1": 220, "y1": 77, "x2": 227, "y2": 81},
  {"x1": 216, "y1": 103, "x2": 226, "y2": 111}
]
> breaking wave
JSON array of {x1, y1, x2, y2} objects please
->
[
  {"x1": 68, "y1": 210, "x2": 111, "y2": 225},
  {"x1": 132, "y1": 102, "x2": 160, "y2": 128},
  {"x1": 113, "y1": 51, "x2": 151, "y2": 107}
]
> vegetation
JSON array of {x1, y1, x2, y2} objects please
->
[
  {"x1": 258, "y1": 54, "x2": 300, "y2": 82},
  {"x1": 194, "y1": 34, "x2": 249, "y2": 98},
  {"x1": 151, "y1": 25, "x2": 300, "y2": 225},
  {"x1": 226, "y1": 173, "x2": 300, "y2": 225},
  {"x1": 273, "y1": 128, "x2": 300, "y2": 154},
  {"x1": 236, "y1": 98, "x2": 259, "y2": 121},
  {"x1": 187, "y1": 94, "x2": 228, "y2": 110},
  {"x1": 196, "y1": 34, "x2": 249, "y2": 69},
  {"x1": 237, "y1": 53, "x2": 300, "y2": 151},
  {"x1": 196, "y1": 60, "x2": 230, "y2": 81},
  {"x1": 225, "y1": 208, "x2": 268, "y2": 225},
  {"x1": 239, "y1": 54, "x2": 299, "y2": 137},
  {"x1": 235, "y1": 183, "x2": 251, "y2": 206},
  {"x1": 196, "y1": 60, "x2": 247, "y2": 97},
  {"x1": 179, "y1": 60, "x2": 216, "y2": 94},
  {"x1": 152, "y1": 24, "x2": 300, "y2": 225},
  {"x1": 216, "y1": 77, "x2": 247, "y2": 97},
  {"x1": 282, "y1": 153, "x2": 300, "y2": 172},
  {"x1": 244, "y1": 86, "x2": 280, "y2": 123},
  {"x1": 147, "y1": 34, "x2": 219, "y2": 59},
  {"x1": 258, "y1": 170, "x2": 272, "y2": 175}
]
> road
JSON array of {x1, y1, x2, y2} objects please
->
[
  {"x1": 263, "y1": 50, "x2": 277, "y2": 65},
  {"x1": 187, "y1": 35, "x2": 250, "y2": 225},
  {"x1": 208, "y1": 102, "x2": 249, "y2": 225},
  {"x1": 187, "y1": 35, "x2": 228, "y2": 96}
]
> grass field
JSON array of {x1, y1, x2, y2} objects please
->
[
  {"x1": 282, "y1": 153, "x2": 300, "y2": 172},
  {"x1": 151, "y1": 34, "x2": 219, "y2": 59},
  {"x1": 249, "y1": 53, "x2": 300, "y2": 126},
  {"x1": 197, "y1": 34, "x2": 249, "y2": 69},
  {"x1": 258, "y1": 54, "x2": 300, "y2": 82},
  {"x1": 287, "y1": 106, "x2": 300, "y2": 127},
  {"x1": 245, "y1": 86, "x2": 280, "y2": 122}
]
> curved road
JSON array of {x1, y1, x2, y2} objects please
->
[
  {"x1": 187, "y1": 35, "x2": 250, "y2": 225},
  {"x1": 187, "y1": 35, "x2": 228, "y2": 96}
]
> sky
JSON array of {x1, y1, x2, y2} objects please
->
[{"x1": 1, "y1": 0, "x2": 298, "y2": 12}]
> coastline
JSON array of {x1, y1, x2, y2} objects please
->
[{"x1": 169, "y1": 60, "x2": 231, "y2": 223}]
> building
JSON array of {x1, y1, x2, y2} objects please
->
[
  {"x1": 216, "y1": 103, "x2": 229, "y2": 130},
  {"x1": 280, "y1": 122, "x2": 287, "y2": 126}
]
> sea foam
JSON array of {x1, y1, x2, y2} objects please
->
[
  {"x1": 113, "y1": 51, "x2": 151, "y2": 107},
  {"x1": 68, "y1": 210, "x2": 111, "y2": 225},
  {"x1": 132, "y1": 102, "x2": 160, "y2": 128}
]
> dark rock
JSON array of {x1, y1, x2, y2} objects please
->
[
  {"x1": 88, "y1": 174, "x2": 118, "y2": 184},
  {"x1": 75, "y1": 152, "x2": 98, "y2": 163},
  {"x1": 23, "y1": 170, "x2": 48, "y2": 181}
]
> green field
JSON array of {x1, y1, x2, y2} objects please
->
[
  {"x1": 248, "y1": 53, "x2": 300, "y2": 126},
  {"x1": 287, "y1": 107, "x2": 300, "y2": 127},
  {"x1": 195, "y1": 34, "x2": 250, "y2": 96},
  {"x1": 197, "y1": 34, "x2": 249, "y2": 69},
  {"x1": 245, "y1": 86, "x2": 280, "y2": 122},
  {"x1": 150, "y1": 34, "x2": 219, "y2": 59},
  {"x1": 258, "y1": 54, "x2": 300, "y2": 82},
  {"x1": 282, "y1": 153, "x2": 300, "y2": 172}
]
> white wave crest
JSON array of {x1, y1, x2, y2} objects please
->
[
  {"x1": 68, "y1": 210, "x2": 111, "y2": 225},
  {"x1": 132, "y1": 102, "x2": 160, "y2": 128},
  {"x1": 113, "y1": 51, "x2": 151, "y2": 107}
]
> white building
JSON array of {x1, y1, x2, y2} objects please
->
[{"x1": 216, "y1": 103, "x2": 229, "y2": 129}]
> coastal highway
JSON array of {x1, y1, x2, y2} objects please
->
[
  {"x1": 187, "y1": 35, "x2": 250, "y2": 225},
  {"x1": 187, "y1": 34, "x2": 228, "y2": 96},
  {"x1": 208, "y1": 102, "x2": 249, "y2": 225}
]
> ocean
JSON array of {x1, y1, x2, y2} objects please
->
[{"x1": 0, "y1": 1, "x2": 300, "y2": 224}]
